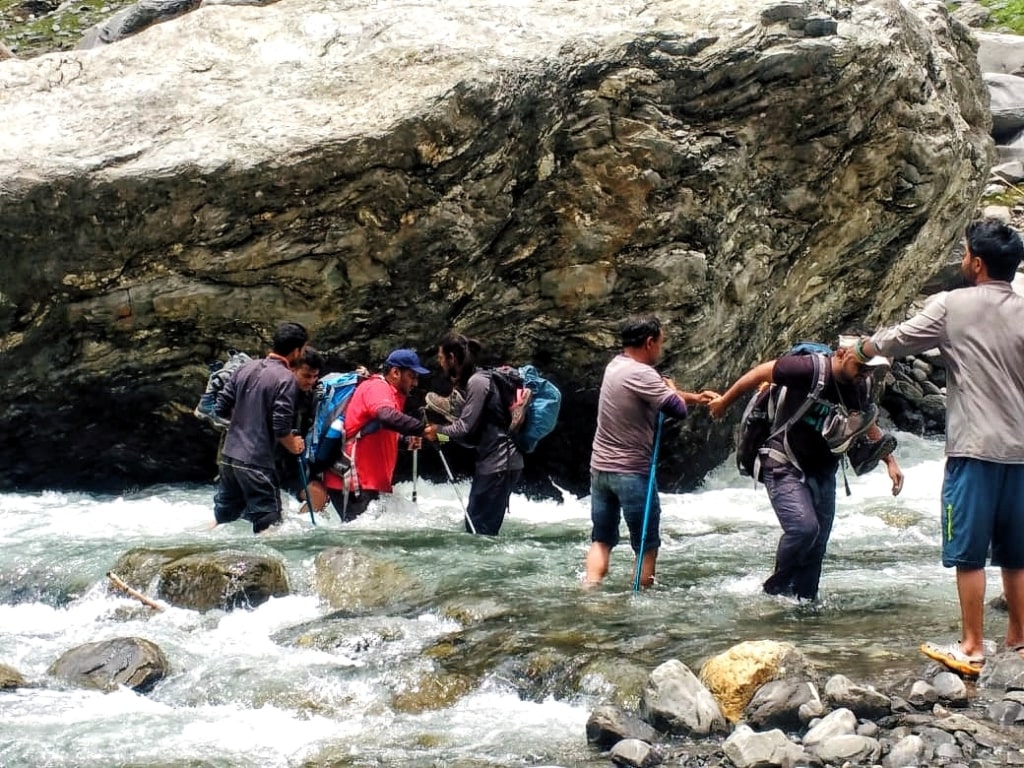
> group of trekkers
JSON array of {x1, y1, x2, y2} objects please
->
[{"x1": 205, "y1": 217, "x2": 1024, "y2": 680}]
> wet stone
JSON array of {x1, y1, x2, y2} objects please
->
[{"x1": 933, "y1": 672, "x2": 969, "y2": 707}]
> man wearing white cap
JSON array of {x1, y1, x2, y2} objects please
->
[
  {"x1": 859, "y1": 218, "x2": 1024, "y2": 676},
  {"x1": 710, "y1": 340, "x2": 903, "y2": 601}
]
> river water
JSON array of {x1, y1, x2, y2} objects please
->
[{"x1": 0, "y1": 434, "x2": 986, "y2": 767}]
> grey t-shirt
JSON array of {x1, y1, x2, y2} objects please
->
[
  {"x1": 217, "y1": 356, "x2": 300, "y2": 469},
  {"x1": 871, "y1": 281, "x2": 1024, "y2": 462},
  {"x1": 590, "y1": 354, "x2": 680, "y2": 475}
]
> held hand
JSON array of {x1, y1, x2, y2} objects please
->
[
  {"x1": 282, "y1": 434, "x2": 304, "y2": 455},
  {"x1": 708, "y1": 396, "x2": 729, "y2": 420},
  {"x1": 421, "y1": 424, "x2": 438, "y2": 442},
  {"x1": 697, "y1": 389, "x2": 720, "y2": 405},
  {"x1": 887, "y1": 459, "x2": 904, "y2": 496},
  {"x1": 406, "y1": 436, "x2": 423, "y2": 451}
]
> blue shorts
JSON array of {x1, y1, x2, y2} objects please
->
[
  {"x1": 590, "y1": 470, "x2": 661, "y2": 553},
  {"x1": 941, "y1": 457, "x2": 1024, "y2": 569}
]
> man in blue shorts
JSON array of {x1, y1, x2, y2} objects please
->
[
  {"x1": 584, "y1": 315, "x2": 717, "y2": 587},
  {"x1": 859, "y1": 218, "x2": 1024, "y2": 676}
]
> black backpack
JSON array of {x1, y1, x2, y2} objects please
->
[{"x1": 735, "y1": 343, "x2": 831, "y2": 478}]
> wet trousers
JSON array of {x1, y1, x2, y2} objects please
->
[{"x1": 760, "y1": 460, "x2": 836, "y2": 601}]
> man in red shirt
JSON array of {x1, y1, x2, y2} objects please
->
[{"x1": 323, "y1": 349, "x2": 436, "y2": 521}]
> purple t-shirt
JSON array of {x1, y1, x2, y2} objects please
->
[
  {"x1": 770, "y1": 354, "x2": 867, "y2": 475},
  {"x1": 590, "y1": 354, "x2": 683, "y2": 475}
]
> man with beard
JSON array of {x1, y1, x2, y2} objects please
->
[
  {"x1": 858, "y1": 218, "x2": 1024, "y2": 676},
  {"x1": 425, "y1": 333, "x2": 522, "y2": 536},
  {"x1": 321, "y1": 349, "x2": 436, "y2": 521}
]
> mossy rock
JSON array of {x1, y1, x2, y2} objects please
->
[
  {"x1": 109, "y1": 546, "x2": 209, "y2": 592},
  {"x1": 390, "y1": 672, "x2": 475, "y2": 713}
]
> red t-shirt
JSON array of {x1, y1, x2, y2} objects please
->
[{"x1": 322, "y1": 376, "x2": 405, "y2": 493}]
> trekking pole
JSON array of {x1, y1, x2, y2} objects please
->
[
  {"x1": 297, "y1": 457, "x2": 316, "y2": 527},
  {"x1": 633, "y1": 413, "x2": 665, "y2": 592},
  {"x1": 412, "y1": 447, "x2": 419, "y2": 503},
  {"x1": 435, "y1": 443, "x2": 474, "y2": 534}
]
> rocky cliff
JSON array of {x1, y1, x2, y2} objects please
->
[{"x1": 0, "y1": 0, "x2": 991, "y2": 493}]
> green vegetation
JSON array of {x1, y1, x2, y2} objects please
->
[
  {"x1": 978, "y1": 0, "x2": 1024, "y2": 34},
  {"x1": 0, "y1": 0, "x2": 132, "y2": 57},
  {"x1": 981, "y1": 182, "x2": 1024, "y2": 207}
]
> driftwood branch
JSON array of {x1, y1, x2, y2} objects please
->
[{"x1": 107, "y1": 571, "x2": 164, "y2": 612}]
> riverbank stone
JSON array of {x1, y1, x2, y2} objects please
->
[
  {"x1": 823, "y1": 673, "x2": 892, "y2": 719},
  {"x1": 640, "y1": 659, "x2": 728, "y2": 737},
  {"x1": 722, "y1": 724, "x2": 809, "y2": 768},
  {"x1": 978, "y1": 649, "x2": 1024, "y2": 691},
  {"x1": 609, "y1": 738, "x2": 662, "y2": 768},
  {"x1": 157, "y1": 549, "x2": 288, "y2": 612},
  {"x1": 699, "y1": 639, "x2": 816, "y2": 723},
  {"x1": 743, "y1": 678, "x2": 820, "y2": 732},
  {"x1": 586, "y1": 704, "x2": 660, "y2": 749},
  {"x1": 49, "y1": 636, "x2": 169, "y2": 692}
]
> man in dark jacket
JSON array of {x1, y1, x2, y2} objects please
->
[
  {"x1": 213, "y1": 322, "x2": 308, "y2": 533},
  {"x1": 424, "y1": 332, "x2": 521, "y2": 536}
]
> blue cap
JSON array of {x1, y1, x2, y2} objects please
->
[{"x1": 385, "y1": 349, "x2": 429, "y2": 375}]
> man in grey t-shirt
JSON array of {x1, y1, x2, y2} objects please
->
[
  {"x1": 860, "y1": 218, "x2": 1024, "y2": 676},
  {"x1": 584, "y1": 315, "x2": 717, "y2": 588}
]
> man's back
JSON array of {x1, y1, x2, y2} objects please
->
[
  {"x1": 219, "y1": 357, "x2": 299, "y2": 469},
  {"x1": 591, "y1": 354, "x2": 673, "y2": 475}
]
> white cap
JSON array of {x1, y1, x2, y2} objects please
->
[{"x1": 837, "y1": 335, "x2": 890, "y2": 367}]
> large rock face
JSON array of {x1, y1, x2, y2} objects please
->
[{"x1": 0, "y1": 0, "x2": 991, "y2": 493}]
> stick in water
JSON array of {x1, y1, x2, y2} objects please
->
[{"x1": 107, "y1": 571, "x2": 164, "y2": 612}]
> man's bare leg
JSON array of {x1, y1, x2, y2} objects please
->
[
  {"x1": 1001, "y1": 567, "x2": 1024, "y2": 652},
  {"x1": 584, "y1": 542, "x2": 611, "y2": 586},
  {"x1": 956, "y1": 567, "x2": 987, "y2": 657},
  {"x1": 638, "y1": 548, "x2": 658, "y2": 588}
]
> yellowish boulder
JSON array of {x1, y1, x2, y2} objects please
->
[{"x1": 699, "y1": 640, "x2": 816, "y2": 723}]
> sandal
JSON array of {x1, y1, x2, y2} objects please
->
[{"x1": 920, "y1": 640, "x2": 985, "y2": 677}]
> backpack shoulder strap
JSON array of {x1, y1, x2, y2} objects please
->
[{"x1": 762, "y1": 353, "x2": 829, "y2": 472}]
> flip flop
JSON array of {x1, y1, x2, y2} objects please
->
[{"x1": 920, "y1": 641, "x2": 984, "y2": 677}]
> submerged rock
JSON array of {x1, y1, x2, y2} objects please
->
[
  {"x1": 0, "y1": 662, "x2": 28, "y2": 689},
  {"x1": 49, "y1": 636, "x2": 169, "y2": 692},
  {"x1": 313, "y1": 546, "x2": 420, "y2": 611}
]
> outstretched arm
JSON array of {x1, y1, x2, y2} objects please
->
[{"x1": 708, "y1": 361, "x2": 776, "y2": 419}]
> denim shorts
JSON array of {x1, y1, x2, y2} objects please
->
[
  {"x1": 590, "y1": 470, "x2": 661, "y2": 553},
  {"x1": 941, "y1": 456, "x2": 1024, "y2": 569}
]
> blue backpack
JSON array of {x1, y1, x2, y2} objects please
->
[
  {"x1": 303, "y1": 371, "x2": 368, "y2": 473},
  {"x1": 516, "y1": 365, "x2": 561, "y2": 453}
]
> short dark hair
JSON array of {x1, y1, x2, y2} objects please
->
[
  {"x1": 271, "y1": 322, "x2": 308, "y2": 356},
  {"x1": 965, "y1": 219, "x2": 1024, "y2": 282},
  {"x1": 620, "y1": 315, "x2": 662, "y2": 349},
  {"x1": 297, "y1": 346, "x2": 323, "y2": 372}
]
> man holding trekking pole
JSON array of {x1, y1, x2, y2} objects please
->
[{"x1": 584, "y1": 316, "x2": 718, "y2": 588}]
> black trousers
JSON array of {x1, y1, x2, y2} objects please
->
[{"x1": 465, "y1": 470, "x2": 521, "y2": 536}]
